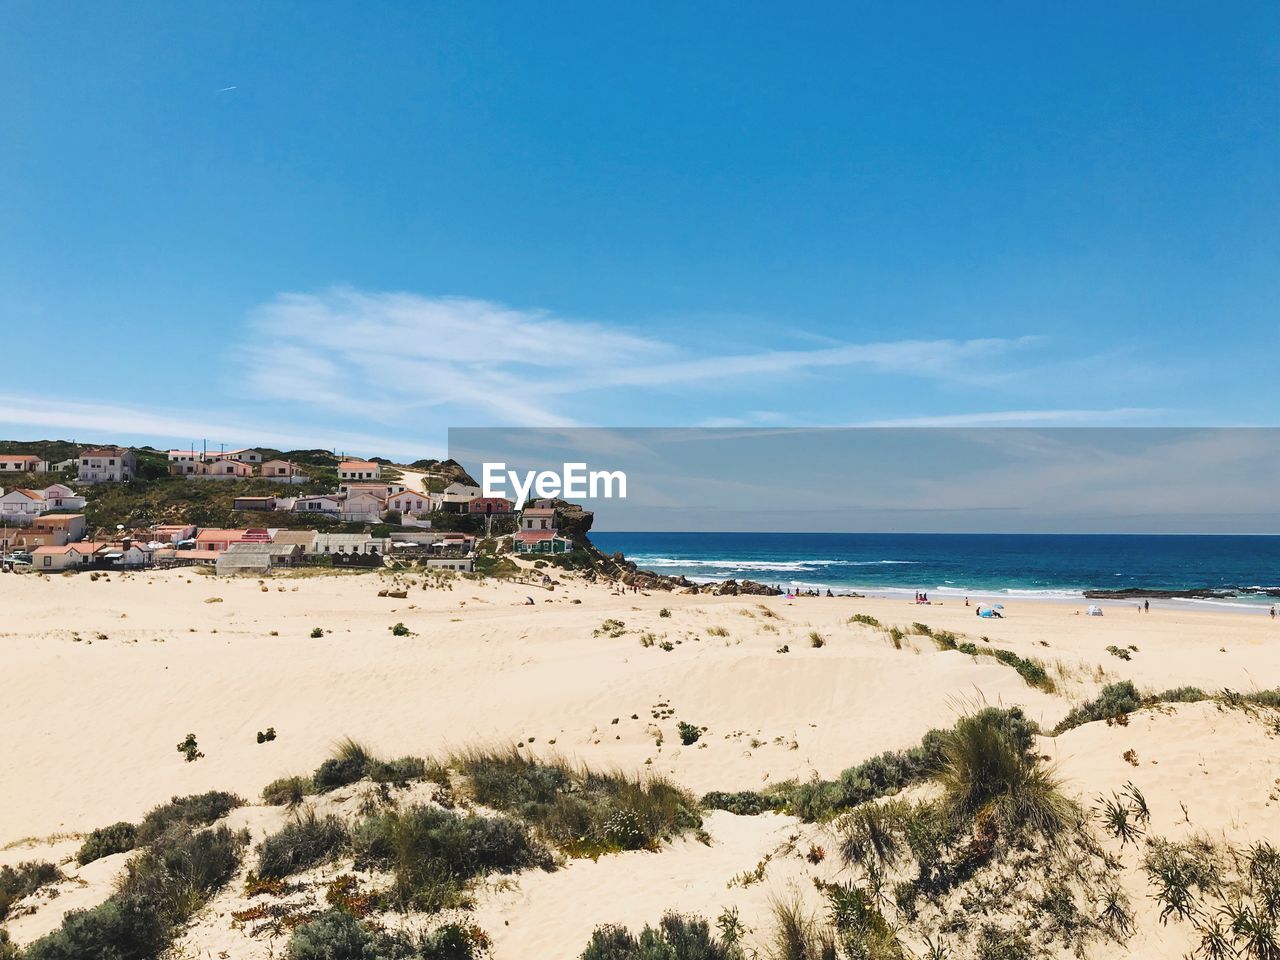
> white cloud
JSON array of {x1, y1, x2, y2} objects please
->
[{"x1": 238, "y1": 287, "x2": 1048, "y2": 427}]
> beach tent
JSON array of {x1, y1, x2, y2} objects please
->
[{"x1": 1086, "y1": 605, "x2": 1104, "y2": 616}]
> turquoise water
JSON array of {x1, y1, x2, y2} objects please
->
[{"x1": 590, "y1": 532, "x2": 1280, "y2": 608}]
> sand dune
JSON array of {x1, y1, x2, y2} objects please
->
[{"x1": 2, "y1": 567, "x2": 1278, "y2": 957}]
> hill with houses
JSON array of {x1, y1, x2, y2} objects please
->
[{"x1": 0, "y1": 440, "x2": 599, "y2": 579}]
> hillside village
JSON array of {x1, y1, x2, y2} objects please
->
[{"x1": 0, "y1": 442, "x2": 581, "y2": 577}]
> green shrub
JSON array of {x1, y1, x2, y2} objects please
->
[
  {"x1": 353, "y1": 803, "x2": 548, "y2": 910},
  {"x1": 581, "y1": 912, "x2": 743, "y2": 960},
  {"x1": 263, "y1": 775, "x2": 316, "y2": 807},
  {"x1": 368, "y1": 755, "x2": 429, "y2": 784},
  {"x1": 677, "y1": 722, "x2": 703, "y2": 746},
  {"x1": 257, "y1": 810, "x2": 350, "y2": 878},
  {"x1": 136, "y1": 790, "x2": 243, "y2": 844},
  {"x1": 451, "y1": 748, "x2": 701, "y2": 857},
  {"x1": 313, "y1": 738, "x2": 374, "y2": 791},
  {"x1": 1157, "y1": 686, "x2": 1207, "y2": 703},
  {"x1": 786, "y1": 707, "x2": 1039, "y2": 822},
  {"x1": 659, "y1": 608, "x2": 671, "y2": 618},
  {"x1": 76, "y1": 821, "x2": 137, "y2": 864},
  {"x1": 390, "y1": 622, "x2": 413, "y2": 636},
  {"x1": 287, "y1": 909, "x2": 370, "y2": 959},
  {"x1": 990, "y1": 649, "x2": 1053, "y2": 692},
  {"x1": 700, "y1": 789, "x2": 788, "y2": 816},
  {"x1": 175, "y1": 732, "x2": 204, "y2": 762},
  {"x1": 848, "y1": 614, "x2": 881, "y2": 627},
  {"x1": 311, "y1": 627, "x2": 325, "y2": 638},
  {"x1": 937, "y1": 710, "x2": 1075, "y2": 840},
  {"x1": 26, "y1": 825, "x2": 243, "y2": 960},
  {"x1": 1051, "y1": 681, "x2": 1143, "y2": 735},
  {"x1": 287, "y1": 908, "x2": 488, "y2": 959},
  {"x1": 974, "y1": 924, "x2": 1033, "y2": 960},
  {"x1": 0, "y1": 860, "x2": 61, "y2": 920}
]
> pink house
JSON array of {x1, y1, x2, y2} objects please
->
[
  {"x1": 386, "y1": 490, "x2": 435, "y2": 517},
  {"x1": 194, "y1": 528, "x2": 271, "y2": 553}
]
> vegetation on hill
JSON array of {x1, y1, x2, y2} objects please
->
[
  {"x1": 82, "y1": 477, "x2": 343, "y2": 531},
  {"x1": 0, "y1": 440, "x2": 83, "y2": 464}
]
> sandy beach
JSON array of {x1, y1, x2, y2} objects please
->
[{"x1": 3, "y1": 567, "x2": 1279, "y2": 958}]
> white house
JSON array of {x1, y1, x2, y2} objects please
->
[
  {"x1": 0, "y1": 489, "x2": 46, "y2": 524},
  {"x1": 385, "y1": 489, "x2": 438, "y2": 518},
  {"x1": 167, "y1": 450, "x2": 203, "y2": 474},
  {"x1": 78, "y1": 447, "x2": 135, "y2": 483},
  {"x1": 339, "y1": 460, "x2": 382, "y2": 481},
  {"x1": 0, "y1": 455, "x2": 47, "y2": 474},
  {"x1": 442, "y1": 481, "x2": 482, "y2": 508},
  {"x1": 218, "y1": 448, "x2": 265, "y2": 465},
  {"x1": 292, "y1": 494, "x2": 344, "y2": 516},
  {"x1": 310, "y1": 533, "x2": 390, "y2": 555},
  {"x1": 340, "y1": 491, "x2": 386, "y2": 522},
  {"x1": 41, "y1": 483, "x2": 85, "y2": 510}
]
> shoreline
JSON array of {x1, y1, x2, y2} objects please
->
[{"x1": 674, "y1": 577, "x2": 1280, "y2": 614}]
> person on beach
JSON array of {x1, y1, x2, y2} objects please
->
[{"x1": 1144, "y1": 599, "x2": 1150, "y2": 613}]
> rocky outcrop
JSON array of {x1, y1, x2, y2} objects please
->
[{"x1": 1083, "y1": 587, "x2": 1280, "y2": 600}]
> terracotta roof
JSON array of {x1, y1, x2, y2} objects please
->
[
  {"x1": 515, "y1": 530, "x2": 561, "y2": 543},
  {"x1": 522, "y1": 507, "x2": 555, "y2": 516},
  {"x1": 31, "y1": 545, "x2": 76, "y2": 556},
  {"x1": 339, "y1": 460, "x2": 378, "y2": 470},
  {"x1": 195, "y1": 529, "x2": 252, "y2": 541},
  {"x1": 34, "y1": 513, "x2": 84, "y2": 526},
  {"x1": 0, "y1": 455, "x2": 41, "y2": 463},
  {"x1": 81, "y1": 448, "x2": 128, "y2": 457},
  {"x1": 5, "y1": 489, "x2": 45, "y2": 501}
]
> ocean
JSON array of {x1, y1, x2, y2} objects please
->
[{"x1": 589, "y1": 532, "x2": 1280, "y2": 609}]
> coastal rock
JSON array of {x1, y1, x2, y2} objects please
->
[{"x1": 1083, "y1": 588, "x2": 1236, "y2": 600}]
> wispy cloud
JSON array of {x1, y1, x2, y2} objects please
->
[{"x1": 239, "y1": 287, "x2": 1050, "y2": 427}]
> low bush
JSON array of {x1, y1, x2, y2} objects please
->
[
  {"x1": 257, "y1": 810, "x2": 350, "y2": 878},
  {"x1": 0, "y1": 860, "x2": 61, "y2": 920},
  {"x1": 1156, "y1": 686, "x2": 1207, "y2": 703},
  {"x1": 1051, "y1": 681, "x2": 1143, "y2": 735},
  {"x1": 313, "y1": 738, "x2": 375, "y2": 791},
  {"x1": 353, "y1": 803, "x2": 549, "y2": 910},
  {"x1": 136, "y1": 790, "x2": 243, "y2": 845},
  {"x1": 677, "y1": 721, "x2": 702, "y2": 746},
  {"x1": 700, "y1": 789, "x2": 789, "y2": 816},
  {"x1": 368, "y1": 755, "x2": 430, "y2": 785},
  {"x1": 26, "y1": 824, "x2": 244, "y2": 960},
  {"x1": 76, "y1": 820, "x2": 137, "y2": 865},
  {"x1": 581, "y1": 912, "x2": 743, "y2": 960},
  {"x1": 287, "y1": 908, "x2": 489, "y2": 959},
  {"x1": 848, "y1": 614, "x2": 881, "y2": 627},
  {"x1": 719, "y1": 707, "x2": 1039, "y2": 823},
  {"x1": 452, "y1": 748, "x2": 701, "y2": 857},
  {"x1": 263, "y1": 775, "x2": 316, "y2": 807}
]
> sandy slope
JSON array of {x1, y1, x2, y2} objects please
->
[{"x1": 2, "y1": 567, "x2": 1278, "y2": 956}]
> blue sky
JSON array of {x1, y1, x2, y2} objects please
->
[{"x1": 1, "y1": 2, "x2": 1277, "y2": 460}]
